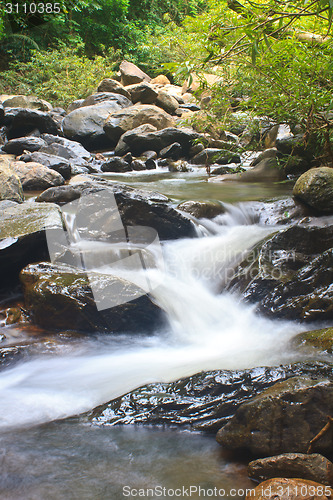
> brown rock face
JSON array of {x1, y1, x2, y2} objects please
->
[
  {"x1": 245, "y1": 478, "x2": 332, "y2": 500},
  {"x1": 248, "y1": 453, "x2": 333, "y2": 486},
  {"x1": 119, "y1": 60, "x2": 151, "y2": 86},
  {"x1": 216, "y1": 377, "x2": 333, "y2": 456}
]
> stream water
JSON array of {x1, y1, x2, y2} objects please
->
[{"x1": 0, "y1": 171, "x2": 309, "y2": 499}]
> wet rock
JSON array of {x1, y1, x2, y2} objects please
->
[
  {"x1": 97, "y1": 79, "x2": 131, "y2": 99},
  {"x1": 29, "y1": 152, "x2": 71, "y2": 180},
  {"x1": 131, "y1": 159, "x2": 146, "y2": 171},
  {"x1": 160, "y1": 142, "x2": 182, "y2": 160},
  {"x1": 0, "y1": 103, "x2": 4, "y2": 126},
  {"x1": 191, "y1": 148, "x2": 241, "y2": 165},
  {"x1": 0, "y1": 202, "x2": 63, "y2": 286},
  {"x1": 1, "y1": 95, "x2": 52, "y2": 111},
  {"x1": 20, "y1": 262, "x2": 161, "y2": 333},
  {"x1": 0, "y1": 155, "x2": 24, "y2": 203},
  {"x1": 39, "y1": 143, "x2": 89, "y2": 168},
  {"x1": 101, "y1": 156, "x2": 132, "y2": 172},
  {"x1": 103, "y1": 104, "x2": 174, "y2": 143},
  {"x1": 5, "y1": 108, "x2": 58, "y2": 139},
  {"x1": 246, "y1": 478, "x2": 332, "y2": 500},
  {"x1": 41, "y1": 134, "x2": 91, "y2": 160},
  {"x1": 177, "y1": 200, "x2": 225, "y2": 219},
  {"x1": 125, "y1": 83, "x2": 158, "y2": 104},
  {"x1": 293, "y1": 327, "x2": 333, "y2": 355},
  {"x1": 155, "y1": 90, "x2": 179, "y2": 115},
  {"x1": 145, "y1": 159, "x2": 157, "y2": 170},
  {"x1": 119, "y1": 126, "x2": 201, "y2": 156},
  {"x1": 36, "y1": 177, "x2": 195, "y2": 240},
  {"x1": 216, "y1": 376, "x2": 333, "y2": 455},
  {"x1": 119, "y1": 60, "x2": 151, "y2": 86},
  {"x1": 91, "y1": 363, "x2": 333, "y2": 431},
  {"x1": 228, "y1": 224, "x2": 333, "y2": 321},
  {"x1": 258, "y1": 249, "x2": 333, "y2": 322},
  {"x1": 248, "y1": 453, "x2": 333, "y2": 486},
  {"x1": 10, "y1": 161, "x2": 64, "y2": 190},
  {"x1": 114, "y1": 124, "x2": 157, "y2": 156},
  {"x1": 3, "y1": 136, "x2": 46, "y2": 155},
  {"x1": 293, "y1": 167, "x2": 333, "y2": 213},
  {"x1": 62, "y1": 98, "x2": 131, "y2": 149},
  {"x1": 36, "y1": 185, "x2": 82, "y2": 204}
]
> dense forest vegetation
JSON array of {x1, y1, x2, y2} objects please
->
[{"x1": 0, "y1": 0, "x2": 333, "y2": 157}]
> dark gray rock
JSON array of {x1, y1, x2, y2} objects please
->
[
  {"x1": 5, "y1": 108, "x2": 58, "y2": 139},
  {"x1": 3, "y1": 136, "x2": 46, "y2": 155},
  {"x1": 35, "y1": 177, "x2": 195, "y2": 240},
  {"x1": 91, "y1": 363, "x2": 333, "y2": 431},
  {"x1": 216, "y1": 376, "x2": 333, "y2": 455},
  {"x1": 0, "y1": 202, "x2": 63, "y2": 287},
  {"x1": 101, "y1": 156, "x2": 132, "y2": 172},
  {"x1": 160, "y1": 142, "x2": 182, "y2": 160},
  {"x1": 29, "y1": 152, "x2": 71, "y2": 180},
  {"x1": 120, "y1": 126, "x2": 202, "y2": 156},
  {"x1": 20, "y1": 262, "x2": 161, "y2": 333},
  {"x1": 41, "y1": 134, "x2": 91, "y2": 159},
  {"x1": 62, "y1": 98, "x2": 131, "y2": 150}
]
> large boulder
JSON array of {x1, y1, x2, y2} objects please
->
[
  {"x1": 248, "y1": 453, "x2": 333, "y2": 486},
  {"x1": 228, "y1": 224, "x2": 333, "y2": 322},
  {"x1": 29, "y1": 152, "x2": 72, "y2": 180},
  {"x1": 36, "y1": 177, "x2": 195, "y2": 240},
  {"x1": 3, "y1": 136, "x2": 47, "y2": 155},
  {"x1": 41, "y1": 134, "x2": 91, "y2": 160},
  {"x1": 10, "y1": 161, "x2": 65, "y2": 190},
  {"x1": 20, "y1": 262, "x2": 161, "y2": 333},
  {"x1": 293, "y1": 167, "x2": 333, "y2": 213},
  {"x1": 38, "y1": 143, "x2": 89, "y2": 167},
  {"x1": 246, "y1": 478, "x2": 332, "y2": 500},
  {"x1": 119, "y1": 60, "x2": 151, "y2": 86},
  {"x1": 155, "y1": 90, "x2": 179, "y2": 115},
  {"x1": 216, "y1": 377, "x2": 333, "y2": 456},
  {"x1": 118, "y1": 126, "x2": 201, "y2": 156},
  {"x1": 125, "y1": 83, "x2": 159, "y2": 104},
  {"x1": 0, "y1": 95, "x2": 52, "y2": 111},
  {"x1": 0, "y1": 155, "x2": 24, "y2": 203},
  {"x1": 103, "y1": 104, "x2": 174, "y2": 143},
  {"x1": 4, "y1": 108, "x2": 58, "y2": 139},
  {"x1": 97, "y1": 78, "x2": 131, "y2": 99},
  {"x1": 92, "y1": 363, "x2": 333, "y2": 430},
  {"x1": 62, "y1": 97, "x2": 131, "y2": 149},
  {"x1": 0, "y1": 202, "x2": 63, "y2": 286}
]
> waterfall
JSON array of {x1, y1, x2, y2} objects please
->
[{"x1": 0, "y1": 206, "x2": 303, "y2": 430}]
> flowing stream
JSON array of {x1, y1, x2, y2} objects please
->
[
  {"x1": 0, "y1": 176, "x2": 308, "y2": 499},
  {"x1": 0, "y1": 203, "x2": 303, "y2": 430}
]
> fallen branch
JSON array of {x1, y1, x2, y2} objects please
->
[{"x1": 307, "y1": 416, "x2": 333, "y2": 454}]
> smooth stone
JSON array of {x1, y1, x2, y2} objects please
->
[
  {"x1": 97, "y1": 79, "x2": 131, "y2": 99},
  {"x1": 0, "y1": 155, "x2": 24, "y2": 203},
  {"x1": 119, "y1": 60, "x2": 151, "y2": 86},
  {"x1": 3, "y1": 136, "x2": 46, "y2": 155},
  {"x1": 293, "y1": 167, "x2": 333, "y2": 213},
  {"x1": 178, "y1": 200, "x2": 225, "y2": 219},
  {"x1": 10, "y1": 161, "x2": 64, "y2": 190}
]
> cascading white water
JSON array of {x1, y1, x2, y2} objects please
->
[{"x1": 0, "y1": 205, "x2": 304, "y2": 430}]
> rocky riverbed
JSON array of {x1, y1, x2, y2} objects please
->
[{"x1": 0, "y1": 60, "x2": 333, "y2": 499}]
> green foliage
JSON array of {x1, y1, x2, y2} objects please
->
[{"x1": 0, "y1": 44, "x2": 120, "y2": 107}]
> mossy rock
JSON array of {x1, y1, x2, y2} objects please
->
[
  {"x1": 293, "y1": 167, "x2": 333, "y2": 213},
  {"x1": 293, "y1": 327, "x2": 333, "y2": 354}
]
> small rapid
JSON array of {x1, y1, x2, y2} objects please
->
[{"x1": 0, "y1": 204, "x2": 303, "y2": 430}]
